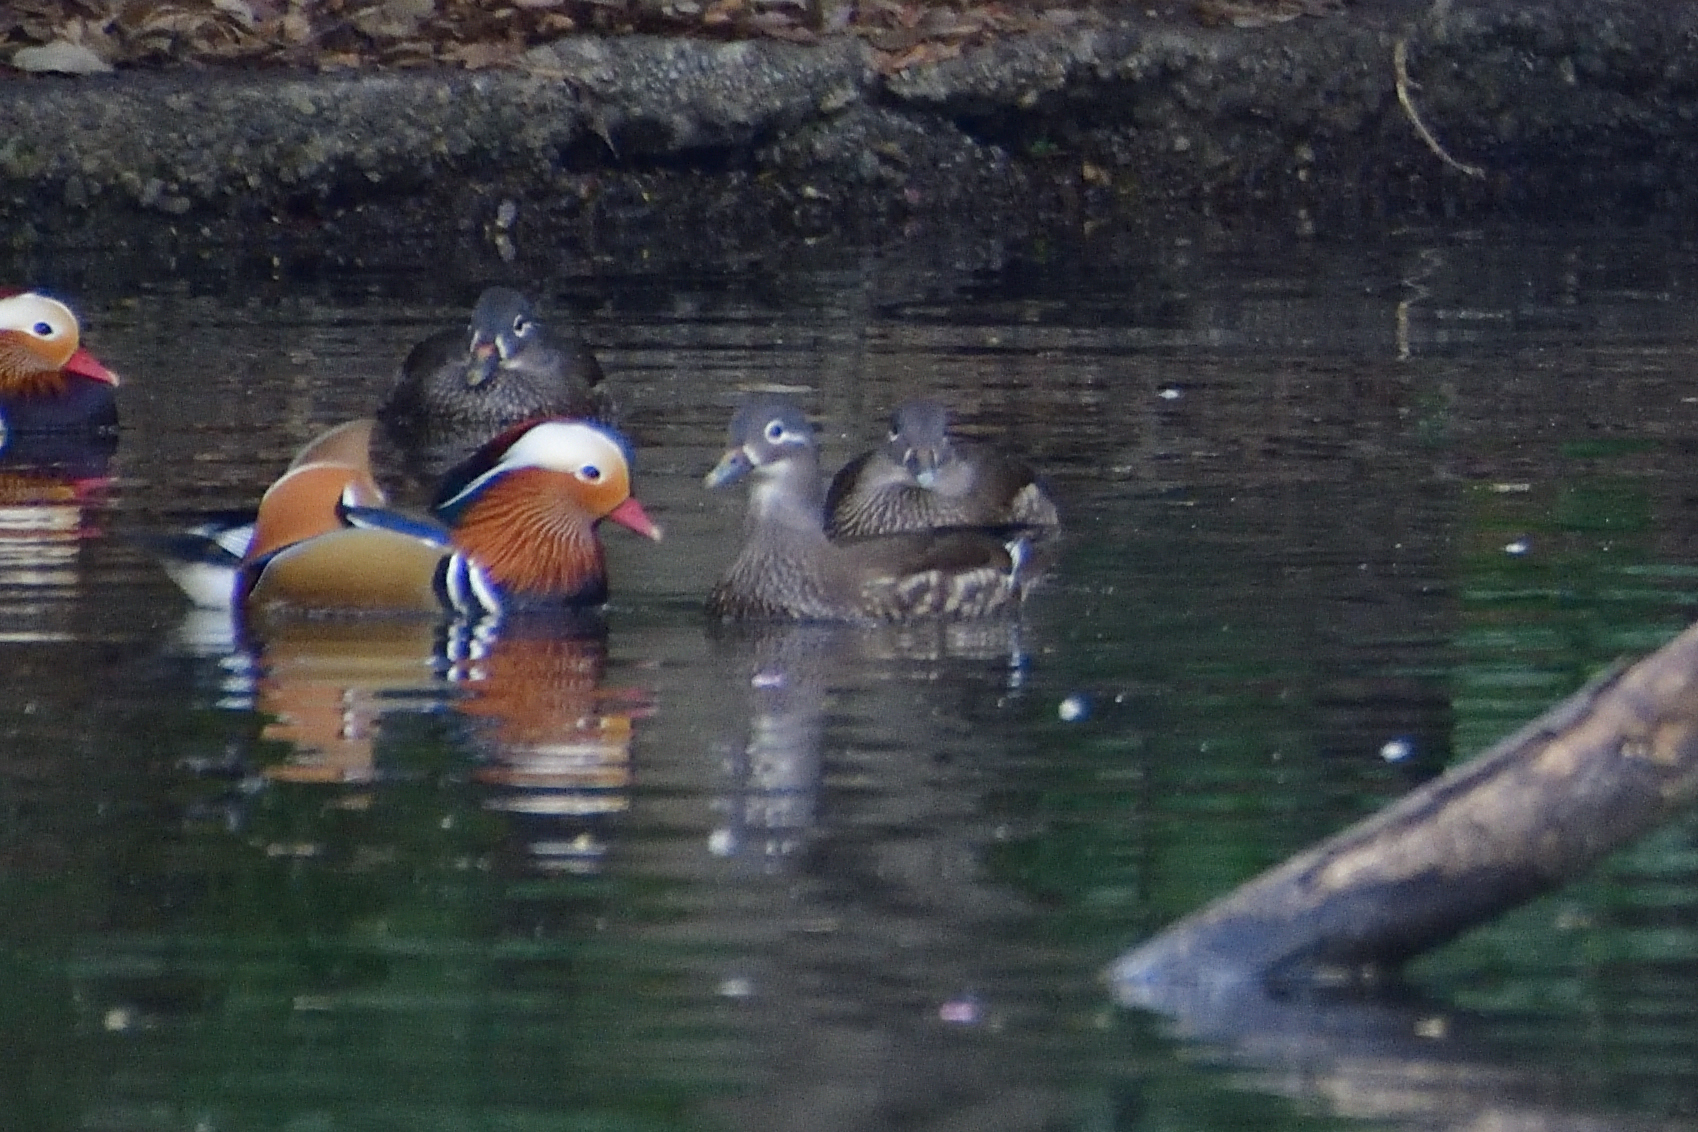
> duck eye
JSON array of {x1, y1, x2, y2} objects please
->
[
  {"x1": 764, "y1": 420, "x2": 786, "y2": 442},
  {"x1": 30, "y1": 321, "x2": 54, "y2": 338},
  {"x1": 579, "y1": 464, "x2": 603, "y2": 483},
  {"x1": 512, "y1": 315, "x2": 531, "y2": 335}
]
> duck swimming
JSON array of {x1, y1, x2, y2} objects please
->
[
  {"x1": 0, "y1": 289, "x2": 118, "y2": 437},
  {"x1": 823, "y1": 399, "x2": 1058, "y2": 540},
  {"x1": 705, "y1": 394, "x2": 1035, "y2": 624}
]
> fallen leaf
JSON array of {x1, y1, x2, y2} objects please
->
[
  {"x1": 447, "y1": 38, "x2": 519, "y2": 67},
  {"x1": 10, "y1": 38, "x2": 113, "y2": 71}
]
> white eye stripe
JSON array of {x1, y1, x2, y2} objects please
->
[
  {"x1": 499, "y1": 422, "x2": 626, "y2": 475},
  {"x1": 439, "y1": 423, "x2": 627, "y2": 512},
  {"x1": 0, "y1": 294, "x2": 76, "y2": 342}
]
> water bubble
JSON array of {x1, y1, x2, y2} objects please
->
[
  {"x1": 1380, "y1": 737, "x2": 1414, "y2": 762},
  {"x1": 939, "y1": 995, "x2": 983, "y2": 1024},
  {"x1": 1059, "y1": 694, "x2": 1090, "y2": 722}
]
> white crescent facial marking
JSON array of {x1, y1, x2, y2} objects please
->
[
  {"x1": 0, "y1": 293, "x2": 77, "y2": 352},
  {"x1": 498, "y1": 421, "x2": 625, "y2": 479}
]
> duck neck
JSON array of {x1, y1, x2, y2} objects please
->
[{"x1": 748, "y1": 453, "x2": 829, "y2": 547}]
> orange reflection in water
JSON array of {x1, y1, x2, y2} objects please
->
[
  {"x1": 253, "y1": 619, "x2": 443, "y2": 785},
  {"x1": 0, "y1": 454, "x2": 112, "y2": 641},
  {"x1": 248, "y1": 617, "x2": 645, "y2": 873},
  {"x1": 451, "y1": 629, "x2": 648, "y2": 872}
]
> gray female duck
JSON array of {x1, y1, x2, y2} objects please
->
[
  {"x1": 823, "y1": 399, "x2": 1059, "y2": 540},
  {"x1": 376, "y1": 287, "x2": 612, "y2": 487},
  {"x1": 705, "y1": 395, "x2": 1037, "y2": 623}
]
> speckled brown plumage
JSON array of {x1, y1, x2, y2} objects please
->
[
  {"x1": 705, "y1": 394, "x2": 1035, "y2": 624},
  {"x1": 376, "y1": 287, "x2": 611, "y2": 492},
  {"x1": 823, "y1": 399, "x2": 1058, "y2": 540}
]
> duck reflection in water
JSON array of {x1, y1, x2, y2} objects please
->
[
  {"x1": 248, "y1": 616, "x2": 646, "y2": 875},
  {"x1": 451, "y1": 621, "x2": 648, "y2": 875},
  {"x1": 706, "y1": 617, "x2": 1029, "y2": 877},
  {"x1": 251, "y1": 619, "x2": 445, "y2": 788},
  {"x1": 0, "y1": 291, "x2": 119, "y2": 642},
  {"x1": 184, "y1": 404, "x2": 660, "y2": 876}
]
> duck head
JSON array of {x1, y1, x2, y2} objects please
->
[
  {"x1": 0, "y1": 290, "x2": 118, "y2": 398},
  {"x1": 704, "y1": 394, "x2": 822, "y2": 500},
  {"x1": 885, "y1": 399, "x2": 955, "y2": 487},
  {"x1": 437, "y1": 417, "x2": 661, "y2": 611},
  {"x1": 465, "y1": 287, "x2": 550, "y2": 390}
]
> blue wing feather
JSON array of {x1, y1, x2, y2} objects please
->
[{"x1": 338, "y1": 504, "x2": 453, "y2": 547}]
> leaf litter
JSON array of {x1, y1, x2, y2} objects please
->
[{"x1": 2, "y1": 0, "x2": 1349, "y2": 76}]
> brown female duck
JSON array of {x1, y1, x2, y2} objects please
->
[
  {"x1": 705, "y1": 394, "x2": 1035, "y2": 624},
  {"x1": 823, "y1": 399, "x2": 1058, "y2": 540},
  {"x1": 376, "y1": 286, "x2": 612, "y2": 486}
]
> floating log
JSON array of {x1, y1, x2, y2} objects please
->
[{"x1": 1112, "y1": 618, "x2": 1698, "y2": 1006}]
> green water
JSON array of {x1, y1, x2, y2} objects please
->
[{"x1": 0, "y1": 223, "x2": 1695, "y2": 1130}]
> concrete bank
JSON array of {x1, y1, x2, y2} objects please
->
[{"x1": 3, "y1": 0, "x2": 1696, "y2": 250}]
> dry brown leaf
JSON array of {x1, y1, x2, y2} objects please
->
[
  {"x1": 275, "y1": 8, "x2": 312, "y2": 41},
  {"x1": 866, "y1": 26, "x2": 918, "y2": 49},
  {"x1": 11, "y1": 39, "x2": 114, "y2": 72},
  {"x1": 379, "y1": 35, "x2": 436, "y2": 62},
  {"x1": 446, "y1": 38, "x2": 519, "y2": 67},
  {"x1": 210, "y1": 0, "x2": 255, "y2": 27},
  {"x1": 348, "y1": 0, "x2": 433, "y2": 39},
  {"x1": 756, "y1": 20, "x2": 816, "y2": 41},
  {"x1": 876, "y1": 37, "x2": 957, "y2": 72},
  {"x1": 1192, "y1": 0, "x2": 1339, "y2": 27}
]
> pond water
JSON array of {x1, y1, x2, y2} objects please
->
[{"x1": 3, "y1": 220, "x2": 1698, "y2": 1131}]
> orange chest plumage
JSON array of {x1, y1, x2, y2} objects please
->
[
  {"x1": 447, "y1": 466, "x2": 608, "y2": 604},
  {"x1": 0, "y1": 335, "x2": 73, "y2": 400}
]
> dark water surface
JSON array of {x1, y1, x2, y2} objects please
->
[{"x1": 3, "y1": 224, "x2": 1698, "y2": 1130}]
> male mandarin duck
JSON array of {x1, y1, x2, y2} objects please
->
[
  {"x1": 0, "y1": 289, "x2": 119, "y2": 436},
  {"x1": 239, "y1": 416, "x2": 661, "y2": 622},
  {"x1": 157, "y1": 418, "x2": 382, "y2": 610},
  {"x1": 704, "y1": 394, "x2": 1035, "y2": 623},
  {"x1": 375, "y1": 287, "x2": 611, "y2": 488},
  {"x1": 823, "y1": 399, "x2": 1058, "y2": 541}
]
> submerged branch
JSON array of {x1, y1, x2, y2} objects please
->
[{"x1": 1113, "y1": 617, "x2": 1698, "y2": 1006}]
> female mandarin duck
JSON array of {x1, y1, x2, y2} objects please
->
[
  {"x1": 704, "y1": 394, "x2": 1035, "y2": 623},
  {"x1": 238, "y1": 416, "x2": 660, "y2": 622},
  {"x1": 376, "y1": 287, "x2": 611, "y2": 488},
  {"x1": 0, "y1": 290, "x2": 119, "y2": 436},
  {"x1": 823, "y1": 399, "x2": 1058, "y2": 540}
]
